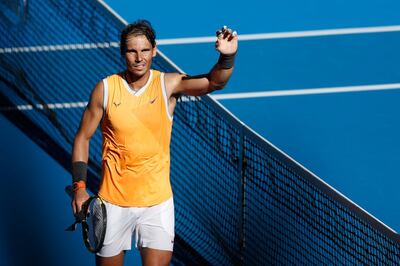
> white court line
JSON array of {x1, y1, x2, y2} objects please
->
[
  {"x1": 211, "y1": 83, "x2": 400, "y2": 100},
  {"x1": 0, "y1": 101, "x2": 87, "y2": 111},
  {"x1": 2, "y1": 83, "x2": 400, "y2": 111},
  {"x1": 0, "y1": 96, "x2": 199, "y2": 111},
  {"x1": 157, "y1": 25, "x2": 400, "y2": 45},
  {"x1": 2, "y1": 25, "x2": 400, "y2": 53},
  {"x1": 0, "y1": 42, "x2": 120, "y2": 54}
]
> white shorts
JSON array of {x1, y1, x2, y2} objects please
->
[{"x1": 97, "y1": 197, "x2": 175, "y2": 257}]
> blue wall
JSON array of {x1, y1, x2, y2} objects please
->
[
  {"x1": 0, "y1": 115, "x2": 141, "y2": 265},
  {"x1": 0, "y1": 115, "x2": 90, "y2": 265}
]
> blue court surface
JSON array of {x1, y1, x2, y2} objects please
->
[{"x1": 105, "y1": 0, "x2": 400, "y2": 232}]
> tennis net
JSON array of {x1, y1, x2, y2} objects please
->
[
  {"x1": 170, "y1": 96, "x2": 400, "y2": 265},
  {"x1": 0, "y1": 0, "x2": 399, "y2": 265}
]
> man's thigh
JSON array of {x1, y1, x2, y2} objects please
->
[{"x1": 135, "y1": 197, "x2": 175, "y2": 251}]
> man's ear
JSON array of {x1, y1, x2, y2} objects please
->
[{"x1": 152, "y1": 46, "x2": 157, "y2": 57}]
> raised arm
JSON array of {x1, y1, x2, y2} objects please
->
[
  {"x1": 166, "y1": 26, "x2": 238, "y2": 97},
  {"x1": 71, "y1": 81, "x2": 104, "y2": 215}
]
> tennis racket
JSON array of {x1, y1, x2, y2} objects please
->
[{"x1": 65, "y1": 186, "x2": 107, "y2": 253}]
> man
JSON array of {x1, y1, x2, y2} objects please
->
[{"x1": 71, "y1": 20, "x2": 238, "y2": 266}]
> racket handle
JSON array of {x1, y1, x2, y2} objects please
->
[{"x1": 65, "y1": 185, "x2": 86, "y2": 220}]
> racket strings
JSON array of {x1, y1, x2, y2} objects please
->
[{"x1": 82, "y1": 197, "x2": 107, "y2": 252}]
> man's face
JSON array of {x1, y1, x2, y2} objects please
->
[{"x1": 124, "y1": 34, "x2": 156, "y2": 77}]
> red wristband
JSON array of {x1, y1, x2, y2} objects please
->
[{"x1": 72, "y1": 181, "x2": 86, "y2": 191}]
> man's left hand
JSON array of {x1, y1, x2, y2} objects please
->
[{"x1": 215, "y1": 26, "x2": 238, "y2": 55}]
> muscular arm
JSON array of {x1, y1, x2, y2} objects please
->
[
  {"x1": 170, "y1": 64, "x2": 233, "y2": 97},
  {"x1": 71, "y1": 81, "x2": 104, "y2": 214},
  {"x1": 166, "y1": 26, "x2": 238, "y2": 98},
  {"x1": 72, "y1": 81, "x2": 104, "y2": 163}
]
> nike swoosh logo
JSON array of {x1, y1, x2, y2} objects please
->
[
  {"x1": 113, "y1": 102, "x2": 121, "y2": 107},
  {"x1": 149, "y1": 97, "x2": 157, "y2": 104}
]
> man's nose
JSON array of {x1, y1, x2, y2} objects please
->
[{"x1": 135, "y1": 52, "x2": 143, "y2": 62}]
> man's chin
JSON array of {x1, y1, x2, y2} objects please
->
[{"x1": 128, "y1": 68, "x2": 148, "y2": 77}]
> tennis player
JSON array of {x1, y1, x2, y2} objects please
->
[{"x1": 71, "y1": 20, "x2": 238, "y2": 266}]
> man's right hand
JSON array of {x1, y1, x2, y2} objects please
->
[{"x1": 72, "y1": 188, "x2": 90, "y2": 216}]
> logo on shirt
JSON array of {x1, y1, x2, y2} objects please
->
[
  {"x1": 149, "y1": 97, "x2": 157, "y2": 104},
  {"x1": 113, "y1": 102, "x2": 121, "y2": 107}
]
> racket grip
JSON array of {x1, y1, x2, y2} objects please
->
[{"x1": 66, "y1": 185, "x2": 87, "y2": 220}]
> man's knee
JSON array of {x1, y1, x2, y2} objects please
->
[
  {"x1": 140, "y1": 247, "x2": 172, "y2": 266},
  {"x1": 96, "y1": 251, "x2": 125, "y2": 266}
]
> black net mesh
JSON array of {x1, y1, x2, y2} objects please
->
[
  {"x1": 0, "y1": 0, "x2": 399, "y2": 265},
  {"x1": 171, "y1": 97, "x2": 400, "y2": 265}
]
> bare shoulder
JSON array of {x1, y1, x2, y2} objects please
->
[
  {"x1": 164, "y1": 72, "x2": 185, "y2": 96},
  {"x1": 89, "y1": 80, "x2": 104, "y2": 108},
  {"x1": 93, "y1": 80, "x2": 104, "y2": 92}
]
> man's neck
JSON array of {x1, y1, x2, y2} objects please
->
[{"x1": 125, "y1": 70, "x2": 151, "y2": 90}]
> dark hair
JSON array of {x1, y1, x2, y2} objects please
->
[{"x1": 120, "y1": 19, "x2": 156, "y2": 55}]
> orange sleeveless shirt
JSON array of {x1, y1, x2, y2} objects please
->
[{"x1": 98, "y1": 70, "x2": 173, "y2": 207}]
